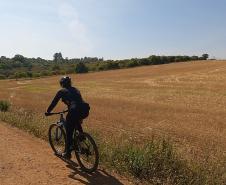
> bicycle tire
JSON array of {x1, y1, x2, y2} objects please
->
[
  {"x1": 74, "y1": 132, "x2": 99, "y2": 173},
  {"x1": 48, "y1": 123, "x2": 66, "y2": 155}
]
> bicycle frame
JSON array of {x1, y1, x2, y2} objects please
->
[
  {"x1": 46, "y1": 110, "x2": 99, "y2": 172},
  {"x1": 57, "y1": 113, "x2": 66, "y2": 126}
]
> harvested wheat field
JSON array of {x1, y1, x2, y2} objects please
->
[{"x1": 1, "y1": 61, "x2": 226, "y2": 161}]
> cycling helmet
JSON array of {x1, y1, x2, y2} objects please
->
[{"x1": 60, "y1": 76, "x2": 71, "y2": 88}]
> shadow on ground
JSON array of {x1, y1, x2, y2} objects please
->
[{"x1": 58, "y1": 156, "x2": 125, "y2": 185}]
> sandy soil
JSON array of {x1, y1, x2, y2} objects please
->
[{"x1": 0, "y1": 122, "x2": 133, "y2": 185}]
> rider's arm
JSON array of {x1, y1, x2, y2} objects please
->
[{"x1": 46, "y1": 90, "x2": 62, "y2": 113}]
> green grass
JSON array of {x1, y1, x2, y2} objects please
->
[
  {"x1": 0, "y1": 109, "x2": 225, "y2": 185},
  {"x1": 0, "y1": 100, "x2": 10, "y2": 112}
]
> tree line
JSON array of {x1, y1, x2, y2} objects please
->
[{"x1": 0, "y1": 53, "x2": 210, "y2": 79}]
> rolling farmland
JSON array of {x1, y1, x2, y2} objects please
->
[{"x1": 1, "y1": 61, "x2": 226, "y2": 161}]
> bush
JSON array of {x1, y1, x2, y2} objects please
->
[
  {"x1": 0, "y1": 54, "x2": 205, "y2": 80},
  {"x1": 14, "y1": 72, "x2": 28, "y2": 79},
  {"x1": 0, "y1": 74, "x2": 6, "y2": 79},
  {"x1": 105, "y1": 62, "x2": 120, "y2": 70},
  {"x1": 32, "y1": 73, "x2": 41, "y2": 78},
  {"x1": 0, "y1": 100, "x2": 10, "y2": 112},
  {"x1": 99, "y1": 138, "x2": 201, "y2": 184},
  {"x1": 65, "y1": 68, "x2": 75, "y2": 74},
  {"x1": 0, "y1": 109, "x2": 225, "y2": 184},
  {"x1": 126, "y1": 60, "x2": 140, "y2": 68},
  {"x1": 26, "y1": 71, "x2": 33, "y2": 78},
  {"x1": 75, "y1": 62, "x2": 88, "y2": 73},
  {"x1": 40, "y1": 71, "x2": 51, "y2": 76},
  {"x1": 51, "y1": 64, "x2": 60, "y2": 71}
]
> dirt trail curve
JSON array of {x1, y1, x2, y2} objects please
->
[{"x1": 0, "y1": 122, "x2": 133, "y2": 185}]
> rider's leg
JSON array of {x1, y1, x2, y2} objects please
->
[
  {"x1": 64, "y1": 112, "x2": 76, "y2": 158},
  {"x1": 75, "y1": 119, "x2": 86, "y2": 141},
  {"x1": 76, "y1": 119, "x2": 83, "y2": 133}
]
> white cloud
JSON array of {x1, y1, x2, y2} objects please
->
[
  {"x1": 0, "y1": 0, "x2": 94, "y2": 59},
  {"x1": 57, "y1": 2, "x2": 93, "y2": 55}
]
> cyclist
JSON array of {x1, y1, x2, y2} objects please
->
[{"x1": 46, "y1": 76, "x2": 84, "y2": 159}]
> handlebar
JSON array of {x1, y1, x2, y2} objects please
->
[{"x1": 45, "y1": 110, "x2": 68, "y2": 116}]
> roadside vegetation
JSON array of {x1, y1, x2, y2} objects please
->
[
  {"x1": 0, "y1": 100, "x2": 10, "y2": 112},
  {"x1": 0, "y1": 108, "x2": 225, "y2": 185},
  {"x1": 0, "y1": 53, "x2": 210, "y2": 79},
  {"x1": 1, "y1": 61, "x2": 226, "y2": 184}
]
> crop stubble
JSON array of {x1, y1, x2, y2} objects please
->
[{"x1": 1, "y1": 61, "x2": 226, "y2": 160}]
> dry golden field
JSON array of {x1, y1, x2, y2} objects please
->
[{"x1": 1, "y1": 61, "x2": 226, "y2": 160}]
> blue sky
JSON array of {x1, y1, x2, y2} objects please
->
[{"x1": 0, "y1": 0, "x2": 226, "y2": 60}]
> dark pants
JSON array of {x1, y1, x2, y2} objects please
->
[{"x1": 65, "y1": 109, "x2": 83, "y2": 154}]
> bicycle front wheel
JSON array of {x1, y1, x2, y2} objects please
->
[
  {"x1": 74, "y1": 132, "x2": 99, "y2": 173},
  {"x1": 48, "y1": 124, "x2": 66, "y2": 155}
]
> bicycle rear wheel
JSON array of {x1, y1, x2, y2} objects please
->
[
  {"x1": 48, "y1": 124, "x2": 66, "y2": 155},
  {"x1": 74, "y1": 132, "x2": 99, "y2": 173}
]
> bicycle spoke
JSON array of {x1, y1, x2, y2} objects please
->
[
  {"x1": 49, "y1": 124, "x2": 66, "y2": 155},
  {"x1": 74, "y1": 132, "x2": 99, "y2": 172}
]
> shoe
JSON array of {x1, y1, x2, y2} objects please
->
[{"x1": 61, "y1": 152, "x2": 72, "y2": 159}]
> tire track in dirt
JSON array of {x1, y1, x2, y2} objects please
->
[{"x1": 0, "y1": 122, "x2": 133, "y2": 185}]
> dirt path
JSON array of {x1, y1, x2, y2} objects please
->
[{"x1": 0, "y1": 122, "x2": 133, "y2": 185}]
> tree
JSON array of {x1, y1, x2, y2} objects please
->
[
  {"x1": 52, "y1": 64, "x2": 60, "y2": 71},
  {"x1": 53, "y1": 52, "x2": 63, "y2": 62},
  {"x1": 75, "y1": 62, "x2": 88, "y2": 73},
  {"x1": 202, "y1": 54, "x2": 209, "y2": 60},
  {"x1": 126, "y1": 59, "x2": 140, "y2": 67},
  {"x1": 13, "y1": 54, "x2": 25, "y2": 63},
  {"x1": 149, "y1": 55, "x2": 161, "y2": 65},
  {"x1": 0, "y1": 56, "x2": 7, "y2": 61},
  {"x1": 191, "y1": 56, "x2": 199, "y2": 61}
]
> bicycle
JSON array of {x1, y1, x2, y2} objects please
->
[{"x1": 45, "y1": 110, "x2": 99, "y2": 173}]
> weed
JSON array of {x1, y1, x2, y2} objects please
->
[
  {"x1": 1, "y1": 109, "x2": 225, "y2": 184},
  {"x1": 0, "y1": 100, "x2": 10, "y2": 112}
]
